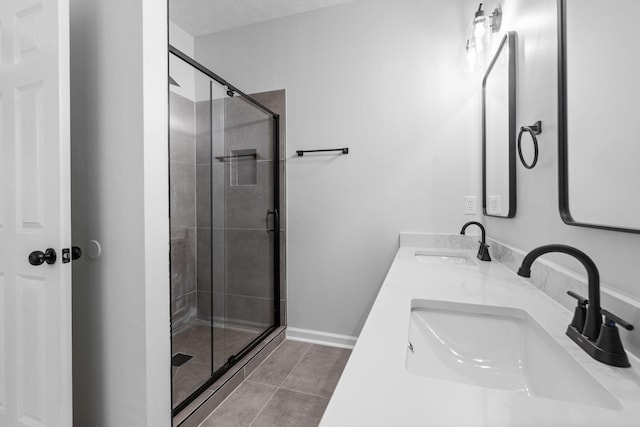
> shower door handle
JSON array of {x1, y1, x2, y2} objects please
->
[{"x1": 267, "y1": 209, "x2": 279, "y2": 233}]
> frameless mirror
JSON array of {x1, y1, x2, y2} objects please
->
[
  {"x1": 559, "y1": 0, "x2": 640, "y2": 233},
  {"x1": 483, "y1": 31, "x2": 516, "y2": 218}
]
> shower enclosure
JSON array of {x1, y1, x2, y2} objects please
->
[{"x1": 168, "y1": 46, "x2": 281, "y2": 415}]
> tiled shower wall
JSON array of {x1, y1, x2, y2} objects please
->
[
  {"x1": 247, "y1": 90, "x2": 287, "y2": 328},
  {"x1": 193, "y1": 93, "x2": 222, "y2": 323},
  {"x1": 195, "y1": 90, "x2": 287, "y2": 329},
  {"x1": 194, "y1": 96, "x2": 217, "y2": 322},
  {"x1": 170, "y1": 91, "x2": 198, "y2": 330},
  {"x1": 170, "y1": 88, "x2": 286, "y2": 331}
]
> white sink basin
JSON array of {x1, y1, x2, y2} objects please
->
[
  {"x1": 414, "y1": 250, "x2": 477, "y2": 266},
  {"x1": 406, "y1": 300, "x2": 621, "y2": 409}
]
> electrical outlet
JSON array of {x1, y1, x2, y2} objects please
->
[
  {"x1": 464, "y1": 196, "x2": 477, "y2": 215},
  {"x1": 488, "y1": 195, "x2": 501, "y2": 214}
]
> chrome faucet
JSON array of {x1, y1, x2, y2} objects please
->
[
  {"x1": 517, "y1": 244, "x2": 634, "y2": 367},
  {"x1": 460, "y1": 221, "x2": 491, "y2": 261}
]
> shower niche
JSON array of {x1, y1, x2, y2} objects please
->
[{"x1": 168, "y1": 47, "x2": 284, "y2": 415}]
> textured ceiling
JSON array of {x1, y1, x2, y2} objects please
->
[{"x1": 170, "y1": 0, "x2": 359, "y2": 36}]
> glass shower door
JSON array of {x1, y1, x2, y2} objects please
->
[
  {"x1": 169, "y1": 48, "x2": 280, "y2": 415},
  {"x1": 169, "y1": 65, "x2": 216, "y2": 409},
  {"x1": 216, "y1": 93, "x2": 278, "y2": 364}
]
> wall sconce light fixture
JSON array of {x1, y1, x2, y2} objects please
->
[
  {"x1": 466, "y1": 3, "x2": 502, "y2": 56},
  {"x1": 490, "y1": 5, "x2": 502, "y2": 33}
]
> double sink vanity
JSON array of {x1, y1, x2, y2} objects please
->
[
  {"x1": 321, "y1": 1, "x2": 640, "y2": 423},
  {"x1": 320, "y1": 233, "x2": 640, "y2": 426}
]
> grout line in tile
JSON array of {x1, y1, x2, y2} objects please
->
[
  {"x1": 277, "y1": 385, "x2": 332, "y2": 400},
  {"x1": 244, "y1": 378, "x2": 269, "y2": 386},
  {"x1": 273, "y1": 342, "x2": 313, "y2": 388},
  {"x1": 241, "y1": 341, "x2": 284, "y2": 386},
  {"x1": 246, "y1": 385, "x2": 279, "y2": 427},
  {"x1": 198, "y1": 341, "x2": 333, "y2": 427},
  {"x1": 199, "y1": 374, "x2": 244, "y2": 424},
  {"x1": 194, "y1": 332, "x2": 286, "y2": 426},
  {"x1": 248, "y1": 344, "x2": 328, "y2": 426},
  {"x1": 245, "y1": 339, "x2": 292, "y2": 386}
]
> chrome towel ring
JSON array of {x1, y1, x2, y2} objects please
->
[{"x1": 518, "y1": 121, "x2": 542, "y2": 169}]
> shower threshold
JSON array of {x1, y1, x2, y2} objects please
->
[{"x1": 173, "y1": 327, "x2": 286, "y2": 426}]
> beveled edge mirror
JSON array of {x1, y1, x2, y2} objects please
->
[
  {"x1": 558, "y1": 0, "x2": 640, "y2": 234},
  {"x1": 482, "y1": 31, "x2": 517, "y2": 218}
]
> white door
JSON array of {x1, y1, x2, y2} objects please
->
[{"x1": 0, "y1": 0, "x2": 72, "y2": 426}]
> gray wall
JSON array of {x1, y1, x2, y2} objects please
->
[{"x1": 195, "y1": 0, "x2": 479, "y2": 339}]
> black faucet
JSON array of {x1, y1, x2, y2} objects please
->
[
  {"x1": 517, "y1": 244, "x2": 634, "y2": 367},
  {"x1": 460, "y1": 221, "x2": 491, "y2": 261}
]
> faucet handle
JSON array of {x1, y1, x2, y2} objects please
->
[
  {"x1": 601, "y1": 309, "x2": 634, "y2": 331},
  {"x1": 567, "y1": 290, "x2": 588, "y2": 307},
  {"x1": 567, "y1": 291, "x2": 588, "y2": 331},
  {"x1": 595, "y1": 309, "x2": 633, "y2": 366},
  {"x1": 476, "y1": 242, "x2": 491, "y2": 262}
]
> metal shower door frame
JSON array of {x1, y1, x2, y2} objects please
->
[{"x1": 168, "y1": 45, "x2": 281, "y2": 417}]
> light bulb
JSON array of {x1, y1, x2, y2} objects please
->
[
  {"x1": 474, "y1": 19, "x2": 486, "y2": 39},
  {"x1": 474, "y1": 14, "x2": 489, "y2": 39}
]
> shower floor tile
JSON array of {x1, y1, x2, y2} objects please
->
[
  {"x1": 199, "y1": 340, "x2": 351, "y2": 427},
  {"x1": 172, "y1": 320, "x2": 262, "y2": 408}
]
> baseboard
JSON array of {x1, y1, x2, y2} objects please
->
[{"x1": 286, "y1": 327, "x2": 357, "y2": 349}]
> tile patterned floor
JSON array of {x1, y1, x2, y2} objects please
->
[
  {"x1": 198, "y1": 340, "x2": 351, "y2": 427},
  {"x1": 172, "y1": 322, "x2": 262, "y2": 407}
]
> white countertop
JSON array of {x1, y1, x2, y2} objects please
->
[{"x1": 320, "y1": 243, "x2": 640, "y2": 426}]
